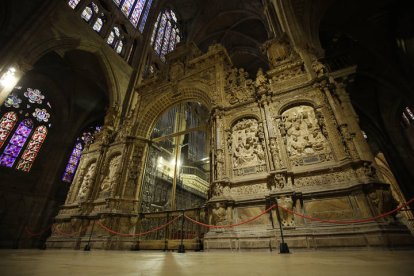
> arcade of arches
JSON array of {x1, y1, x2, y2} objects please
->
[{"x1": 0, "y1": 0, "x2": 414, "y2": 251}]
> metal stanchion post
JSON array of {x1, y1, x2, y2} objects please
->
[
  {"x1": 274, "y1": 197, "x2": 290, "y2": 254},
  {"x1": 178, "y1": 210, "x2": 185, "y2": 253},
  {"x1": 164, "y1": 213, "x2": 169, "y2": 252},
  {"x1": 84, "y1": 219, "x2": 95, "y2": 251}
]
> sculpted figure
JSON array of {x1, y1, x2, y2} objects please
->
[
  {"x1": 78, "y1": 163, "x2": 96, "y2": 201},
  {"x1": 215, "y1": 149, "x2": 225, "y2": 180},
  {"x1": 278, "y1": 196, "x2": 295, "y2": 227},
  {"x1": 212, "y1": 203, "x2": 228, "y2": 225},
  {"x1": 100, "y1": 155, "x2": 122, "y2": 192}
]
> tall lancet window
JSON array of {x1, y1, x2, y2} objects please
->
[
  {"x1": 112, "y1": 0, "x2": 153, "y2": 30},
  {"x1": 68, "y1": 0, "x2": 81, "y2": 9},
  {"x1": 151, "y1": 9, "x2": 181, "y2": 61},
  {"x1": 0, "y1": 86, "x2": 52, "y2": 172},
  {"x1": 62, "y1": 125, "x2": 102, "y2": 183}
]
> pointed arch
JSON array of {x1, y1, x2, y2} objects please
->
[
  {"x1": 0, "y1": 119, "x2": 33, "y2": 168},
  {"x1": 16, "y1": 125, "x2": 48, "y2": 172},
  {"x1": 0, "y1": 112, "x2": 18, "y2": 149}
]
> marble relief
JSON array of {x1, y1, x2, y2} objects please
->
[
  {"x1": 280, "y1": 105, "x2": 332, "y2": 166},
  {"x1": 231, "y1": 118, "x2": 266, "y2": 173}
]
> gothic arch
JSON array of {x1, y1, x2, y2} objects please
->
[
  {"x1": 18, "y1": 37, "x2": 121, "y2": 107},
  {"x1": 136, "y1": 86, "x2": 213, "y2": 138},
  {"x1": 278, "y1": 98, "x2": 319, "y2": 116}
]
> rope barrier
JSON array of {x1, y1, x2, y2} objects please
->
[
  {"x1": 277, "y1": 196, "x2": 414, "y2": 225},
  {"x1": 23, "y1": 197, "x2": 414, "y2": 238},
  {"x1": 96, "y1": 215, "x2": 182, "y2": 237},
  {"x1": 53, "y1": 224, "x2": 90, "y2": 237},
  {"x1": 24, "y1": 224, "x2": 52, "y2": 237},
  {"x1": 184, "y1": 204, "x2": 277, "y2": 228}
]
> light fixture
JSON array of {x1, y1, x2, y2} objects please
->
[{"x1": 0, "y1": 67, "x2": 18, "y2": 89}]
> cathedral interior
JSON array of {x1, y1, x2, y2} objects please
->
[{"x1": 1, "y1": 0, "x2": 414, "y2": 258}]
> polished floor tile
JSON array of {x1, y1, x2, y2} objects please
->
[{"x1": 1, "y1": 249, "x2": 414, "y2": 276}]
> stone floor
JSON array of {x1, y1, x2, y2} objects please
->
[{"x1": 1, "y1": 249, "x2": 414, "y2": 276}]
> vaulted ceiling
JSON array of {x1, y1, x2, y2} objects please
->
[{"x1": 168, "y1": 0, "x2": 270, "y2": 75}]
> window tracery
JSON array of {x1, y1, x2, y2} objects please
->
[
  {"x1": 62, "y1": 125, "x2": 102, "y2": 183},
  {"x1": 68, "y1": 0, "x2": 81, "y2": 9},
  {"x1": 0, "y1": 86, "x2": 52, "y2": 171},
  {"x1": 112, "y1": 0, "x2": 153, "y2": 30},
  {"x1": 151, "y1": 9, "x2": 181, "y2": 61},
  {"x1": 402, "y1": 106, "x2": 414, "y2": 127}
]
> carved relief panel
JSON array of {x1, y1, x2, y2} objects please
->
[
  {"x1": 280, "y1": 105, "x2": 333, "y2": 166},
  {"x1": 77, "y1": 161, "x2": 97, "y2": 202},
  {"x1": 99, "y1": 154, "x2": 122, "y2": 197},
  {"x1": 231, "y1": 118, "x2": 266, "y2": 176}
]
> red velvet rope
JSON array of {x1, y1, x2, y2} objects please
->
[
  {"x1": 23, "y1": 197, "x2": 414, "y2": 237},
  {"x1": 278, "y1": 196, "x2": 414, "y2": 224},
  {"x1": 184, "y1": 204, "x2": 277, "y2": 228},
  {"x1": 96, "y1": 215, "x2": 182, "y2": 237},
  {"x1": 24, "y1": 224, "x2": 52, "y2": 237}
]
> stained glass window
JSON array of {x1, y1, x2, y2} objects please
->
[
  {"x1": 130, "y1": 0, "x2": 146, "y2": 27},
  {"x1": 121, "y1": 0, "x2": 135, "y2": 17},
  {"x1": 0, "y1": 112, "x2": 18, "y2": 149},
  {"x1": 91, "y1": 2, "x2": 99, "y2": 13},
  {"x1": 93, "y1": 18, "x2": 104, "y2": 32},
  {"x1": 110, "y1": 0, "x2": 153, "y2": 30},
  {"x1": 62, "y1": 143, "x2": 83, "y2": 183},
  {"x1": 107, "y1": 27, "x2": 124, "y2": 54},
  {"x1": 402, "y1": 106, "x2": 414, "y2": 128},
  {"x1": 81, "y1": 6, "x2": 93, "y2": 22},
  {"x1": 139, "y1": 0, "x2": 153, "y2": 32},
  {"x1": 68, "y1": 0, "x2": 81, "y2": 9},
  {"x1": 152, "y1": 9, "x2": 180, "y2": 61},
  {"x1": 0, "y1": 119, "x2": 33, "y2": 168},
  {"x1": 16, "y1": 126, "x2": 47, "y2": 172},
  {"x1": 62, "y1": 125, "x2": 102, "y2": 183},
  {"x1": 116, "y1": 41, "x2": 124, "y2": 54},
  {"x1": 0, "y1": 86, "x2": 52, "y2": 172},
  {"x1": 107, "y1": 30, "x2": 115, "y2": 45}
]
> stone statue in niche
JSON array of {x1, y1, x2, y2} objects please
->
[
  {"x1": 77, "y1": 163, "x2": 96, "y2": 202},
  {"x1": 255, "y1": 68, "x2": 269, "y2": 94},
  {"x1": 369, "y1": 190, "x2": 397, "y2": 221},
  {"x1": 225, "y1": 68, "x2": 254, "y2": 104},
  {"x1": 100, "y1": 155, "x2": 122, "y2": 193},
  {"x1": 232, "y1": 118, "x2": 266, "y2": 169},
  {"x1": 211, "y1": 182, "x2": 230, "y2": 197},
  {"x1": 281, "y1": 105, "x2": 331, "y2": 163},
  {"x1": 312, "y1": 59, "x2": 327, "y2": 78},
  {"x1": 268, "y1": 137, "x2": 284, "y2": 169},
  {"x1": 215, "y1": 149, "x2": 225, "y2": 180},
  {"x1": 277, "y1": 196, "x2": 295, "y2": 227},
  {"x1": 267, "y1": 173, "x2": 286, "y2": 191},
  {"x1": 169, "y1": 61, "x2": 185, "y2": 80},
  {"x1": 211, "y1": 202, "x2": 229, "y2": 225}
]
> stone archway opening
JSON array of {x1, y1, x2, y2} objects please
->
[{"x1": 140, "y1": 101, "x2": 210, "y2": 213}]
